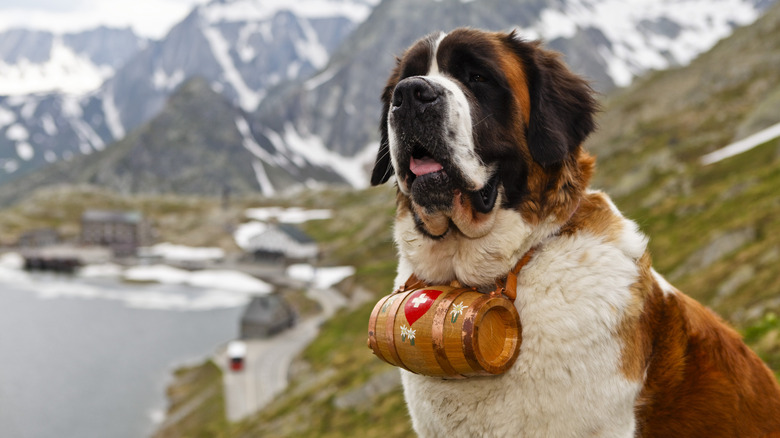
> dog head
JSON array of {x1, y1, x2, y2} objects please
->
[{"x1": 372, "y1": 28, "x2": 597, "y2": 240}]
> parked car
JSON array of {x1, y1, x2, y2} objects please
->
[{"x1": 227, "y1": 340, "x2": 247, "y2": 372}]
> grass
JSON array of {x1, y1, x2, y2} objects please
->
[{"x1": 152, "y1": 360, "x2": 231, "y2": 438}]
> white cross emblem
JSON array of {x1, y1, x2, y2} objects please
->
[{"x1": 411, "y1": 293, "x2": 430, "y2": 308}]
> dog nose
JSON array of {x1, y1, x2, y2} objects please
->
[{"x1": 392, "y1": 77, "x2": 440, "y2": 112}]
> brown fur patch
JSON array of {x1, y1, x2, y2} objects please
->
[
  {"x1": 634, "y1": 288, "x2": 780, "y2": 436},
  {"x1": 522, "y1": 149, "x2": 595, "y2": 227},
  {"x1": 449, "y1": 191, "x2": 500, "y2": 238},
  {"x1": 619, "y1": 252, "x2": 655, "y2": 382},
  {"x1": 561, "y1": 189, "x2": 622, "y2": 241},
  {"x1": 495, "y1": 35, "x2": 531, "y2": 127}
]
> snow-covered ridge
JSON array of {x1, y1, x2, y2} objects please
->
[
  {"x1": 0, "y1": 36, "x2": 114, "y2": 96},
  {"x1": 0, "y1": 28, "x2": 146, "y2": 96},
  {"x1": 201, "y1": 0, "x2": 380, "y2": 25},
  {"x1": 525, "y1": 0, "x2": 762, "y2": 87}
]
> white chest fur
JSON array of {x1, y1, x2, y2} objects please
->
[{"x1": 397, "y1": 227, "x2": 646, "y2": 437}]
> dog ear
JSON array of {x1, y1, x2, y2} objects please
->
[
  {"x1": 371, "y1": 65, "x2": 402, "y2": 186},
  {"x1": 509, "y1": 35, "x2": 598, "y2": 167}
]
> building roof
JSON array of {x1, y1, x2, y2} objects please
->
[
  {"x1": 241, "y1": 295, "x2": 294, "y2": 325},
  {"x1": 82, "y1": 210, "x2": 142, "y2": 224},
  {"x1": 277, "y1": 224, "x2": 315, "y2": 244},
  {"x1": 244, "y1": 224, "x2": 318, "y2": 259}
]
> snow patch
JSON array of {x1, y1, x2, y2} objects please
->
[
  {"x1": 3, "y1": 159, "x2": 19, "y2": 173},
  {"x1": 6, "y1": 123, "x2": 29, "y2": 141},
  {"x1": 0, "y1": 106, "x2": 15, "y2": 128},
  {"x1": 294, "y1": 16, "x2": 329, "y2": 70},
  {"x1": 235, "y1": 117, "x2": 275, "y2": 163},
  {"x1": 124, "y1": 264, "x2": 272, "y2": 295},
  {"x1": 142, "y1": 242, "x2": 225, "y2": 263},
  {"x1": 519, "y1": 0, "x2": 763, "y2": 87},
  {"x1": 304, "y1": 66, "x2": 339, "y2": 91},
  {"x1": 237, "y1": 22, "x2": 260, "y2": 62},
  {"x1": 188, "y1": 270, "x2": 273, "y2": 294},
  {"x1": 41, "y1": 114, "x2": 58, "y2": 135},
  {"x1": 69, "y1": 116, "x2": 105, "y2": 152},
  {"x1": 153, "y1": 68, "x2": 186, "y2": 91},
  {"x1": 244, "y1": 206, "x2": 332, "y2": 223},
  {"x1": 201, "y1": 0, "x2": 378, "y2": 25},
  {"x1": 251, "y1": 160, "x2": 276, "y2": 197},
  {"x1": 234, "y1": 221, "x2": 269, "y2": 250},
  {"x1": 79, "y1": 263, "x2": 125, "y2": 278},
  {"x1": 701, "y1": 121, "x2": 780, "y2": 165},
  {"x1": 0, "y1": 252, "x2": 24, "y2": 270},
  {"x1": 286, "y1": 264, "x2": 356, "y2": 289},
  {"x1": 201, "y1": 24, "x2": 262, "y2": 111},
  {"x1": 102, "y1": 86, "x2": 125, "y2": 139},
  {"x1": 0, "y1": 36, "x2": 114, "y2": 95},
  {"x1": 61, "y1": 95, "x2": 83, "y2": 118},
  {"x1": 16, "y1": 142, "x2": 34, "y2": 161},
  {"x1": 271, "y1": 123, "x2": 370, "y2": 188}
]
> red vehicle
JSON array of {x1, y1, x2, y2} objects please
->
[{"x1": 227, "y1": 341, "x2": 247, "y2": 372}]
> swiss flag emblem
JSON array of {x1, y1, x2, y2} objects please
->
[{"x1": 404, "y1": 289, "x2": 442, "y2": 326}]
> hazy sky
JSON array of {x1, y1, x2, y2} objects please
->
[{"x1": 0, "y1": 0, "x2": 209, "y2": 38}]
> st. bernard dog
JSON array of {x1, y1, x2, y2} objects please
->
[{"x1": 370, "y1": 28, "x2": 780, "y2": 437}]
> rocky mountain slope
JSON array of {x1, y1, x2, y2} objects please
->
[
  {"x1": 254, "y1": 0, "x2": 775, "y2": 161},
  {"x1": 0, "y1": 0, "x2": 376, "y2": 187},
  {"x1": 1, "y1": 0, "x2": 776, "y2": 196},
  {"x1": 0, "y1": 27, "x2": 147, "y2": 185},
  {"x1": 0, "y1": 78, "x2": 350, "y2": 205},
  {"x1": 0, "y1": 26, "x2": 147, "y2": 96}
]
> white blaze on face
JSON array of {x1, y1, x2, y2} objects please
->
[{"x1": 388, "y1": 32, "x2": 490, "y2": 194}]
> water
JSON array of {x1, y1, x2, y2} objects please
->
[{"x1": 0, "y1": 272, "x2": 246, "y2": 438}]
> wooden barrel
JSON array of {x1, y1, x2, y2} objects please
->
[{"x1": 368, "y1": 285, "x2": 522, "y2": 378}]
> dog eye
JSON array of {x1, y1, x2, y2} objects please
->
[{"x1": 469, "y1": 73, "x2": 487, "y2": 83}]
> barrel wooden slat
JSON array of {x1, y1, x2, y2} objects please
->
[
  {"x1": 431, "y1": 290, "x2": 466, "y2": 378},
  {"x1": 375, "y1": 291, "x2": 413, "y2": 370},
  {"x1": 368, "y1": 285, "x2": 522, "y2": 378}
]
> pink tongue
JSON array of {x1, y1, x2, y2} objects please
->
[{"x1": 410, "y1": 156, "x2": 443, "y2": 176}]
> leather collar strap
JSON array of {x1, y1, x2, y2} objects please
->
[
  {"x1": 495, "y1": 246, "x2": 536, "y2": 301},
  {"x1": 397, "y1": 246, "x2": 538, "y2": 302}
]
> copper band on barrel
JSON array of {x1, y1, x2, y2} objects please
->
[
  {"x1": 368, "y1": 294, "x2": 393, "y2": 363},
  {"x1": 385, "y1": 290, "x2": 414, "y2": 372},
  {"x1": 431, "y1": 289, "x2": 467, "y2": 378},
  {"x1": 461, "y1": 294, "x2": 493, "y2": 374}
]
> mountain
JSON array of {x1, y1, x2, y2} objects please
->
[
  {"x1": 0, "y1": 0, "x2": 377, "y2": 187},
  {"x1": 0, "y1": 77, "x2": 351, "y2": 205},
  {"x1": 1, "y1": 0, "x2": 777, "y2": 198},
  {"x1": 0, "y1": 27, "x2": 147, "y2": 96},
  {"x1": 0, "y1": 27, "x2": 147, "y2": 186},
  {"x1": 254, "y1": 0, "x2": 776, "y2": 167}
]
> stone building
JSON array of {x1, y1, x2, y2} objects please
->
[
  {"x1": 80, "y1": 210, "x2": 152, "y2": 256},
  {"x1": 240, "y1": 294, "x2": 296, "y2": 338},
  {"x1": 17, "y1": 228, "x2": 60, "y2": 247}
]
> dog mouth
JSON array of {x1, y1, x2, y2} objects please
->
[
  {"x1": 405, "y1": 144, "x2": 499, "y2": 215},
  {"x1": 410, "y1": 144, "x2": 444, "y2": 177}
]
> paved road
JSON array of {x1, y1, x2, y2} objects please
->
[{"x1": 219, "y1": 286, "x2": 347, "y2": 422}]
